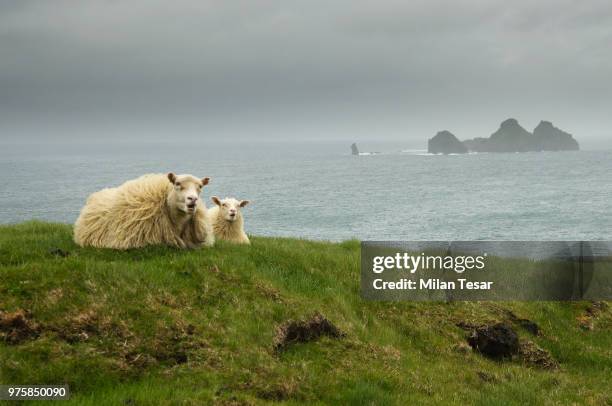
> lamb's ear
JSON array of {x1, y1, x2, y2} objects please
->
[
  {"x1": 211, "y1": 196, "x2": 222, "y2": 206},
  {"x1": 167, "y1": 173, "x2": 177, "y2": 184},
  {"x1": 239, "y1": 200, "x2": 250, "y2": 208},
  {"x1": 201, "y1": 177, "x2": 210, "y2": 186}
]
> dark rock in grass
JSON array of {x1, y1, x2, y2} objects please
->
[
  {"x1": 55, "y1": 310, "x2": 101, "y2": 343},
  {"x1": 467, "y1": 323, "x2": 519, "y2": 359},
  {"x1": 274, "y1": 313, "x2": 344, "y2": 352},
  {"x1": 578, "y1": 301, "x2": 609, "y2": 330},
  {"x1": 585, "y1": 300, "x2": 608, "y2": 316},
  {"x1": 49, "y1": 248, "x2": 70, "y2": 257},
  {"x1": 171, "y1": 351, "x2": 188, "y2": 364},
  {"x1": 503, "y1": 309, "x2": 540, "y2": 335},
  {"x1": 517, "y1": 319, "x2": 540, "y2": 336},
  {"x1": 519, "y1": 340, "x2": 559, "y2": 370},
  {"x1": 0, "y1": 309, "x2": 41, "y2": 344}
]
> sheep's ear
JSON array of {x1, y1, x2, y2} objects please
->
[
  {"x1": 239, "y1": 200, "x2": 250, "y2": 207},
  {"x1": 211, "y1": 196, "x2": 222, "y2": 206},
  {"x1": 201, "y1": 177, "x2": 210, "y2": 186},
  {"x1": 167, "y1": 173, "x2": 177, "y2": 184}
]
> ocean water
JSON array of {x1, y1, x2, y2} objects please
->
[{"x1": 0, "y1": 140, "x2": 610, "y2": 241}]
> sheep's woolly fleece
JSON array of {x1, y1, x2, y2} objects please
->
[
  {"x1": 208, "y1": 197, "x2": 250, "y2": 244},
  {"x1": 74, "y1": 173, "x2": 213, "y2": 249}
]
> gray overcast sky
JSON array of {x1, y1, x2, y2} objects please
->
[{"x1": 1, "y1": 0, "x2": 611, "y2": 148}]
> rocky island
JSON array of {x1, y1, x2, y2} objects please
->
[
  {"x1": 429, "y1": 118, "x2": 579, "y2": 154},
  {"x1": 531, "y1": 120, "x2": 580, "y2": 151},
  {"x1": 428, "y1": 130, "x2": 468, "y2": 154}
]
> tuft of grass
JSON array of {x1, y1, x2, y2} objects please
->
[{"x1": 0, "y1": 221, "x2": 610, "y2": 405}]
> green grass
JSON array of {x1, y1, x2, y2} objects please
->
[{"x1": 0, "y1": 221, "x2": 610, "y2": 405}]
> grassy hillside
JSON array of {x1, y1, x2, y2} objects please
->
[{"x1": 0, "y1": 222, "x2": 610, "y2": 405}]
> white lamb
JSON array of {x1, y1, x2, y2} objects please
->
[
  {"x1": 207, "y1": 196, "x2": 251, "y2": 244},
  {"x1": 74, "y1": 173, "x2": 215, "y2": 249}
]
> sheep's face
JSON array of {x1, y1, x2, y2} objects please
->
[
  {"x1": 211, "y1": 196, "x2": 249, "y2": 221},
  {"x1": 167, "y1": 173, "x2": 210, "y2": 214}
]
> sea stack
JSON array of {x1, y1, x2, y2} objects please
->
[
  {"x1": 462, "y1": 118, "x2": 580, "y2": 152},
  {"x1": 487, "y1": 118, "x2": 533, "y2": 152},
  {"x1": 428, "y1": 131, "x2": 468, "y2": 154},
  {"x1": 464, "y1": 118, "x2": 532, "y2": 152},
  {"x1": 532, "y1": 121, "x2": 579, "y2": 151}
]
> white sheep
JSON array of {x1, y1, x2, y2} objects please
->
[
  {"x1": 74, "y1": 173, "x2": 215, "y2": 249},
  {"x1": 207, "y1": 196, "x2": 251, "y2": 244}
]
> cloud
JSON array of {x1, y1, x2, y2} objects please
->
[{"x1": 0, "y1": 0, "x2": 611, "y2": 144}]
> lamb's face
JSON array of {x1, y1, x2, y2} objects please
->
[
  {"x1": 211, "y1": 196, "x2": 249, "y2": 221},
  {"x1": 167, "y1": 173, "x2": 210, "y2": 214}
]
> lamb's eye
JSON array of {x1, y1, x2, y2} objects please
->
[{"x1": 222, "y1": 203, "x2": 227, "y2": 207}]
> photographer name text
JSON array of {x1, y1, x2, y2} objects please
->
[{"x1": 371, "y1": 252, "x2": 493, "y2": 291}]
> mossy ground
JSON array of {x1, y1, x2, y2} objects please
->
[{"x1": 0, "y1": 222, "x2": 610, "y2": 405}]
